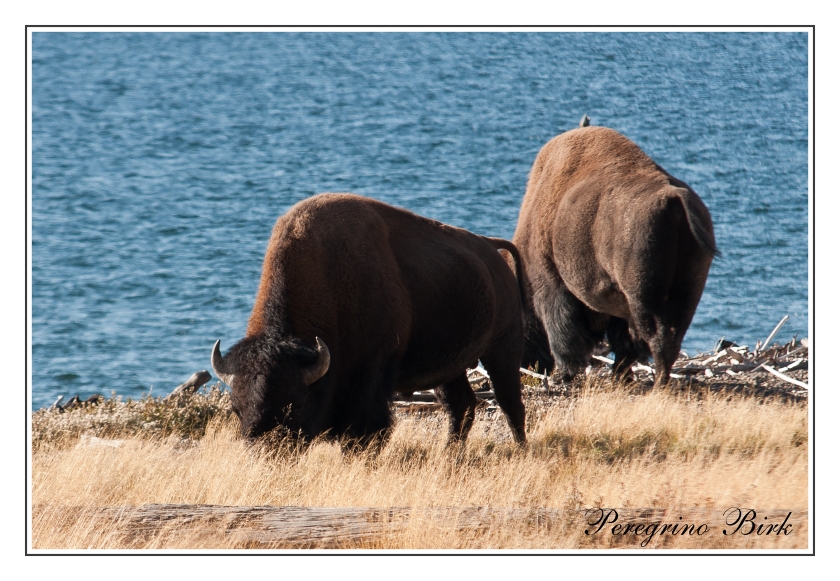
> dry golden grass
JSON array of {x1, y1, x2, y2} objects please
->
[{"x1": 31, "y1": 380, "x2": 809, "y2": 550}]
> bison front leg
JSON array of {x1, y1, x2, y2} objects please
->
[{"x1": 435, "y1": 374, "x2": 478, "y2": 444}]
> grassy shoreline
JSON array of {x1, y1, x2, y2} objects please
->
[{"x1": 31, "y1": 373, "x2": 809, "y2": 550}]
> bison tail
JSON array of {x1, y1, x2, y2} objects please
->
[
  {"x1": 483, "y1": 237, "x2": 531, "y2": 310},
  {"x1": 675, "y1": 189, "x2": 721, "y2": 258}
]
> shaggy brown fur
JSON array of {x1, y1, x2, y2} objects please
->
[
  {"x1": 513, "y1": 126, "x2": 717, "y2": 387},
  {"x1": 213, "y1": 194, "x2": 527, "y2": 446}
]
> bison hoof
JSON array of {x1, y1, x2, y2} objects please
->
[{"x1": 548, "y1": 371, "x2": 576, "y2": 387}]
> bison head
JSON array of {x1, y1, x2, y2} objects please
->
[{"x1": 210, "y1": 336, "x2": 330, "y2": 440}]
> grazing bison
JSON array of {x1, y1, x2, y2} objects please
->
[
  {"x1": 513, "y1": 124, "x2": 717, "y2": 387},
  {"x1": 211, "y1": 193, "x2": 527, "y2": 447}
]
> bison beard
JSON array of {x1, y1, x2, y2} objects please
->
[
  {"x1": 513, "y1": 125, "x2": 717, "y2": 387},
  {"x1": 211, "y1": 193, "x2": 527, "y2": 448}
]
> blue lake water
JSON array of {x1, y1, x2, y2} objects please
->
[{"x1": 30, "y1": 31, "x2": 810, "y2": 410}]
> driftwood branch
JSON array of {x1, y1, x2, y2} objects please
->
[
  {"x1": 519, "y1": 367, "x2": 551, "y2": 392},
  {"x1": 778, "y1": 358, "x2": 805, "y2": 373},
  {"x1": 759, "y1": 364, "x2": 809, "y2": 389},
  {"x1": 394, "y1": 390, "x2": 496, "y2": 404},
  {"x1": 784, "y1": 345, "x2": 808, "y2": 359},
  {"x1": 701, "y1": 350, "x2": 732, "y2": 366},
  {"x1": 590, "y1": 356, "x2": 683, "y2": 378},
  {"x1": 166, "y1": 370, "x2": 212, "y2": 400},
  {"x1": 469, "y1": 366, "x2": 490, "y2": 379},
  {"x1": 519, "y1": 367, "x2": 547, "y2": 380},
  {"x1": 760, "y1": 315, "x2": 790, "y2": 351},
  {"x1": 48, "y1": 393, "x2": 104, "y2": 412}
]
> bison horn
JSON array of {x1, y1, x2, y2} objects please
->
[
  {"x1": 301, "y1": 337, "x2": 330, "y2": 386},
  {"x1": 211, "y1": 340, "x2": 236, "y2": 387}
]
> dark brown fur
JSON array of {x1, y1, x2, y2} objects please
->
[
  {"x1": 214, "y1": 193, "x2": 527, "y2": 446},
  {"x1": 513, "y1": 126, "x2": 717, "y2": 387}
]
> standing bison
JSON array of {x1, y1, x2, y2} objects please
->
[
  {"x1": 513, "y1": 124, "x2": 717, "y2": 387},
  {"x1": 211, "y1": 193, "x2": 527, "y2": 447}
]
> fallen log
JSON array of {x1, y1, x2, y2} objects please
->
[{"x1": 33, "y1": 504, "x2": 807, "y2": 549}]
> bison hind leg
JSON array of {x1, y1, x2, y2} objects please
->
[
  {"x1": 627, "y1": 308, "x2": 683, "y2": 390},
  {"x1": 435, "y1": 374, "x2": 478, "y2": 445},
  {"x1": 480, "y1": 354, "x2": 527, "y2": 444},
  {"x1": 521, "y1": 311, "x2": 555, "y2": 375},
  {"x1": 606, "y1": 317, "x2": 651, "y2": 383},
  {"x1": 540, "y1": 286, "x2": 608, "y2": 383},
  {"x1": 650, "y1": 325, "x2": 682, "y2": 389}
]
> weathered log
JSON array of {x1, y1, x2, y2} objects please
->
[{"x1": 33, "y1": 504, "x2": 807, "y2": 548}]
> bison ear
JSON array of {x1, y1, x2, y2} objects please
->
[
  {"x1": 301, "y1": 337, "x2": 331, "y2": 386},
  {"x1": 211, "y1": 340, "x2": 236, "y2": 387}
]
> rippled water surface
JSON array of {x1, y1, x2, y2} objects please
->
[{"x1": 31, "y1": 32, "x2": 810, "y2": 409}]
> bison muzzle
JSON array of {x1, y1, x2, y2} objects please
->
[
  {"x1": 211, "y1": 193, "x2": 527, "y2": 447},
  {"x1": 513, "y1": 124, "x2": 718, "y2": 387}
]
